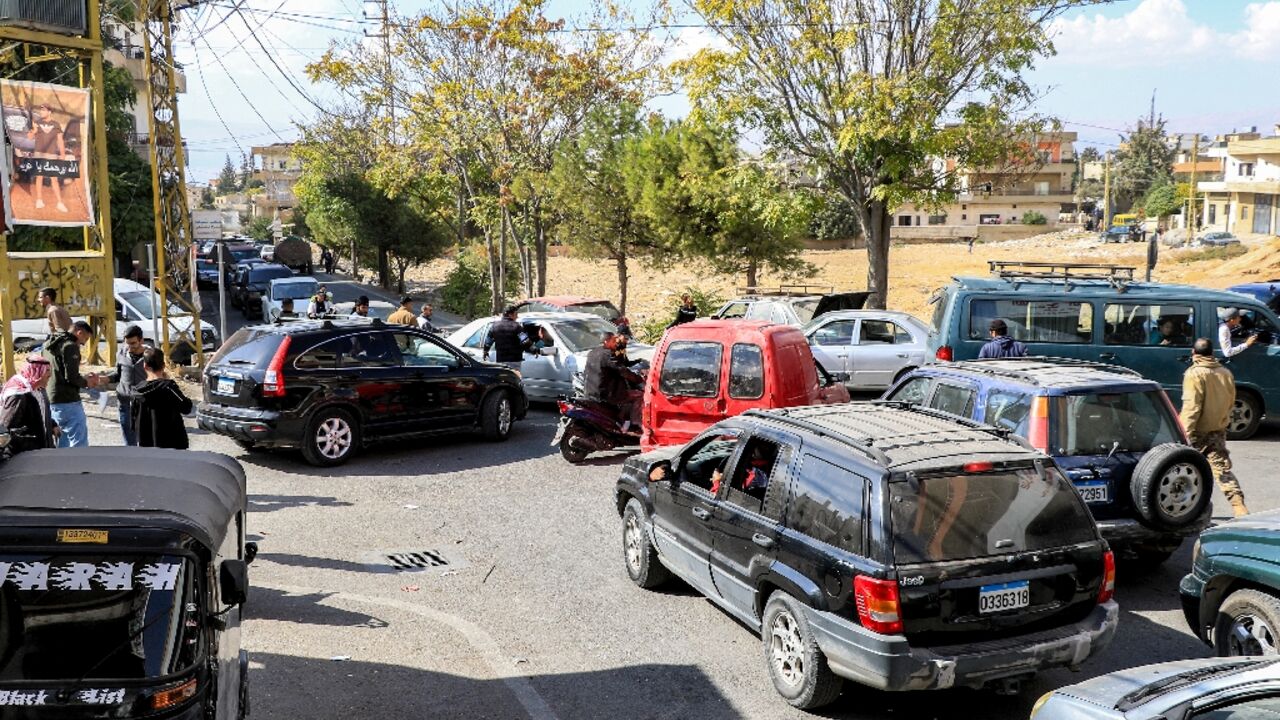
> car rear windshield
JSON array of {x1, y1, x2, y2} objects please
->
[
  {"x1": 273, "y1": 281, "x2": 318, "y2": 300},
  {"x1": 1053, "y1": 390, "x2": 1181, "y2": 456},
  {"x1": 568, "y1": 302, "x2": 619, "y2": 321},
  {"x1": 208, "y1": 328, "x2": 284, "y2": 369},
  {"x1": 553, "y1": 316, "x2": 620, "y2": 353},
  {"x1": 0, "y1": 553, "x2": 199, "y2": 680},
  {"x1": 890, "y1": 467, "x2": 1096, "y2": 564},
  {"x1": 249, "y1": 266, "x2": 292, "y2": 283}
]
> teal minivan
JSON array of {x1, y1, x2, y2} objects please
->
[{"x1": 928, "y1": 263, "x2": 1280, "y2": 439}]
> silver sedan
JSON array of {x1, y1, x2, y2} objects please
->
[
  {"x1": 802, "y1": 310, "x2": 931, "y2": 390},
  {"x1": 447, "y1": 312, "x2": 652, "y2": 402}
]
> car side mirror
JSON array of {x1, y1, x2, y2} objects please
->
[
  {"x1": 539, "y1": 346, "x2": 556, "y2": 356},
  {"x1": 219, "y1": 559, "x2": 249, "y2": 606},
  {"x1": 244, "y1": 541, "x2": 258, "y2": 565}
]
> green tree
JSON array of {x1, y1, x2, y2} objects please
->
[
  {"x1": 678, "y1": 0, "x2": 1084, "y2": 308},
  {"x1": 1142, "y1": 182, "x2": 1182, "y2": 219},
  {"x1": 199, "y1": 187, "x2": 215, "y2": 209},
  {"x1": 245, "y1": 216, "x2": 273, "y2": 242},
  {"x1": 1079, "y1": 147, "x2": 1102, "y2": 163},
  {"x1": 217, "y1": 155, "x2": 238, "y2": 195},
  {"x1": 1114, "y1": 116, "x2": 1175, "y2": 212}
]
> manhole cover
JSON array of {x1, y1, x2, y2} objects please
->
[{"x1": 363, "y1": 548, "x2": 468, "y2": 574}]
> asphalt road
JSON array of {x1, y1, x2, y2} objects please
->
[{"x1": 68, "y1": 398, "x2": 1280, "y2": 720}]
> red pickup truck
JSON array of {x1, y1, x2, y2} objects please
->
[{"x1": 641, "y1": 320, "x2": 851, "y2": 450}]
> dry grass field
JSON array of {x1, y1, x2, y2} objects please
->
[{"x1": 407, "y1": 230, "x2": 1280, "y2": 326}]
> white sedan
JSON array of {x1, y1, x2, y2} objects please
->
[
  {"x1": 802, "y1": 310, "x2": 931, "y2": 390},
  {"x1": 447, "y1": 312, "x2": 652, "y2": 402},
  {"x1": 262, "y1": 276, "x2": 319, "y2": 322}
]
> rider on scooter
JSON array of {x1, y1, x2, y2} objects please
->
[{"x1": 582, "y1": 332, "x2": 644, "y2": 435}]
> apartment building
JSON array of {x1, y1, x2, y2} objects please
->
[{"x1": 1197, "y1": 127, "x2": 1280, "y2": 236}]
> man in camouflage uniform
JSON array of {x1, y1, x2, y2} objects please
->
[{"x1": 1180, "y1": 338, "x2": 1249, "y2": 517}]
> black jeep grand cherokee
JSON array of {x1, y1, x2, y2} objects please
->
[
  {"x1": 199, "y1": 319, "x2": 527, "y2": 466},
  {"x1": 616, "y1": 402, "x2": 1117, "y2": 710}
]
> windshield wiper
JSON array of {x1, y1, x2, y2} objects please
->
[{"x1": 1116, "y1": 661, "x2": 1261, "y2": 710}]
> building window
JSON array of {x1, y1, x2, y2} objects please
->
[
  {"x1": 928, "y1": 215, "x2": 947, "y2": 225},
  {"x1": 1242, "y1": 206, "x2": 1249, "y2": 220},
  {"x1": 1241, "y1": 163, "x2": 1255, "y2": 177},
  {"x1": 961, "y1": 214, "x2": 967, "y2": 220},
  {"x1": 1035, "y1": 181, "x2": 1050, "y2": 196},
  {"x1": 961, "y1": 204, "x2": 967, "y2": 210},
  {"x1": 898, "y1": 215, "x2": 913, "y2": 226},
  {"x1": 1209, "y1": 205, "x2": 1217, "y2": 225},
  {"x1": 1012, "y1": 204, "x2": 1017, "y2": 209}
]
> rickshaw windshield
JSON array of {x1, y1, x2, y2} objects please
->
[{"x1": 0, "y1": 553, "x2": 201, "y2": 682}]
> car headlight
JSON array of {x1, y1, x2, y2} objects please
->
[
  {"x1": 1029, "y1": 691, "x2": 1054, "y2": 719},
  {"x1": 1191, "y1": 538, "x2": 1202, "y2": 566}
]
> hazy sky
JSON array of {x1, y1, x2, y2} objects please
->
[{"x1": 172, "y1": 0, "x2": 1280, "y2": 182}]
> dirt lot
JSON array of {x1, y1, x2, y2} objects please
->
[{"x1": 407, "y1": 230, "x2": 1280, "y2": 326}]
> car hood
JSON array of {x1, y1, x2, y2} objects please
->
[
  {"x1": 1052, "y1": 658, "x2": 1278, "y2": 712},
  {"x1": 569, "y1": 343, "x2": 653, "y2": 365},
  {"x1": 1204, "y1": 506, "x2": 1280, "y2": 535}
]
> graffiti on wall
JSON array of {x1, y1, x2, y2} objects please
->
[{"x1": 7, "y1": 253, "x2": 111, "y2": 319}]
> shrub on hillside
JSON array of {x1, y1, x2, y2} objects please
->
[
  {"x1": 1021, "y1": 210, "x2": 1048, "y2": 225},
  {"x1": 439, "y1": 248, "x2": 522, "y2": 319}
]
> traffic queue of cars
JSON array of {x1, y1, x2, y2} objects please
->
[{"x1": 187, "y1": 262, "x2": 1280, "y2": 713}]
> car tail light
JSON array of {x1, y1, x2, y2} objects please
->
[
  {"x1": 935, "y1": 345, "x2": 953, "y2": 362},
  {"x1": 1028, "y1": 396, "x2": 1050, "y2": 452},
  {"x1": 963, "y1": 461, "x2": 993, "y2": 473},
  {"x1": 1098, "y1": 550, "x2": 1116, "y2": 604},
  {"x1": 152, "y1": 677, "x2": 198, "y2": 710},
  {"x1": 557, "y1": 400, "x2": 569, "y2": 415},
  {"x1": 261, "y1": 336, "x2": 292, "y2": 398},
  {"x1": 1160, "y1": 391, "x2": 1189, "y2": 442},
  {"x1": 854, "y1": 575, "x2": 903, "y2": 635}
]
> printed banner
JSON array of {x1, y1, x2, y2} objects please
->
[{"x1": 0, "y1": 80, "x2": 93, "y2": 227}]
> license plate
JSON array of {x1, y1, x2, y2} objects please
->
[
  {"x1": 979, "y1": 580, "x2": 1030, "y2": 614},
  {"x1": 1075, "y1": 481, "x2": 1109, "y2": 504},
  {"x1": 214, "y1": 377, "x2": 236, "y2": 396},
  {"x1": 550, "y1": 420, "x2": 566, "y2": 447}
]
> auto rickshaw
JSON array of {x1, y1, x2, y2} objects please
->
[{"x1": 0, "y1": 447, "x2": 253, "y2": 719}]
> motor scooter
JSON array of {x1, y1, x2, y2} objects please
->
[{"x1": 552, "y1": 362, "x2": 646, "y2": 464}]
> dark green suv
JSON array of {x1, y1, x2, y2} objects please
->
[{"x1": 1181, "y1": 509, "x2": 1280, "y2": 656}]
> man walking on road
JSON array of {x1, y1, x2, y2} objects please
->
[
  {"x1": 417, "y1": 304, "x2": 439, "y2": 334},
  {"x1": 483, "y1": 306, "x2": 529, "y2": 369},
  {"x1": 1218, "y1": 308, "x2": 1257, "y2": 358},
  {"x1": 46, "y1": 320, "x2": 100, "y2": 448},
  {"x1": 978, "y1": 319, "x2": 1028, "y2": 359},
  {"x1": 108, "y1": 324, "x2": 148, "y2": 445},
  {"x1": 388, "y1": 296, "x2": 416, "y2": 326},
  {"x1": 1181, "y1": 338, "x2": 1249, "y2": 517},
  {"x1": 40, "y1": 287, "x2": 71, "y2": 338},
  {"x1": 349, "y1": 296, "x2": 371, "y2": 319}
]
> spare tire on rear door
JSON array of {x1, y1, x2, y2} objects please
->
[{"x1": 1130, "y1": 443, "x2": 1213, "y2": 531}]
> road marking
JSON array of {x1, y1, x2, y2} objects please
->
[{"x1": 256, "y1": 582, "x2": 559, "y2": 720}]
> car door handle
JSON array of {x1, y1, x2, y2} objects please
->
[
  {"x1": 692, "y1": 507, "x2": 711, "y2": 521},
  {"x1": 752, "y1": 533, "x2": 775, "y2": 549},
  {"x1": 1099, "y1": 352, "x2": 1116, "y2": 361},
  {"x1": 896, "y1": 353, "x2": 909, "y2": 358}
]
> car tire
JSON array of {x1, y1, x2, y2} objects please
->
[
  {"x1": 480, "y1": 391, "x2": 514, "y2": 441},
  {"x1": 1226, "y1": 391, "x2": 1262, "y2": 440},
  {"x1": 559, "y1": 424, "x2": 590, "y2": 463},
  {"x1": 1214, "y1": 589, "x2": 1280, "y2": 657},
  {"x1": 761, "y1": 592, "x2": 843, "y2": 710},
  {"x1": 301, "y1": 407, "x2": 360, "y2": 467},
  {"x1": 1130, "y1": 443, "x2": 1213, "y2": 531},
  {"x1": 622, "y1": 499, "x2": 669, "y2": 589}
]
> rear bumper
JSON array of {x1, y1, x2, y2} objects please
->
[
  {"x1": 1095, "y1": 509, "x2": 1212, "y2": 544},
  {"x1": 803, "y1": 601, "x2": 1119, "y2": 692},
  {"x1": 198, "y1": 403, "x2": 295, "y2": 446}
]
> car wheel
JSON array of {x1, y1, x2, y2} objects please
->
[
  {"x1": 1130, "y1": 443, "x2": 1213, "y2": 531},
  {"x1": 480, "y1": 391, "x2": 513, "y2": 441},
  {"x1": 559, "y1": 424, "x2": 590, "y2": 463},
  {"x1": 761, "y1": 592, "x2": 843, "y2": 710},
  {"x1": 1214, "y1": 589, "x2": 1280, "y2": 657},
  {"x1": 1226, "y1": 392, "x2": 1262, "y2": 440},
  {"x1": 622, "y1": 499, "x2": 669, "y2": 589},
  {"x1": 302, "y1": 407, "x2": 359, "y2": 467}
]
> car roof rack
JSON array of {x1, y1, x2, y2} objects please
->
[
  {"x1": 735, "y1": 284, "x2": 836, "y2": 297},
  {"x1": 742, "y1": 409, "x2": 891, "y2": 465},
  {"x1": 988, "y1": 261, "x2": 1136, "y2": 286},
  {"x1": 936, "y1": 357, "x2": 1143, "y2": 385}
]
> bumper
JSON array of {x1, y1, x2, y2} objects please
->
[
  {"x1": 1095, "y1": 510, "x2": 1212, "y2": 544},
  {"x1": 1179, "y1": 572, "x2": 1208, "y2": 643},
  {"x1": 198, "y1": 403, "x2": 291, "y2": 446},
  {"x1": 803, "y1": 601, "x2": 1119, "y2": 692}
]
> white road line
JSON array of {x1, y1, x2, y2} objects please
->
[{"x1": 256, "y1": 582, "x2": 560, "y2": 720}]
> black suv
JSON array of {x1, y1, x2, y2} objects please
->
[
  {"x1": 230, "y1": 262, "x2": 294, "y2": 317},
  {"x1": 616, "y1": 402, "x2": 1117, "y2": 710},
  {"x1": 198, "y1": 319, "x2": 528, "y2": 466}
]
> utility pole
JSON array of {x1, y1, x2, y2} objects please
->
[
  {"x1": 365, "y1": 0, "x2": 394, "y2": 144},
  {"x1": 1186, "y1": 134, "x2": 1200, "y2": 244},
  {"x1": 1103, "y1": 156, "x2": 1112, "y2": 229}
]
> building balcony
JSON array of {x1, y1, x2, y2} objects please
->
[
  {"x1": 1228, "y1": 136, "x2": 1280, "y2": 158},
  {"x1": 959, "y1": 188, "x2": 1073, "y2": 201}
]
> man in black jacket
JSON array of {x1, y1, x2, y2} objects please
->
[
  {"x1": 483, "y1": 306, "x2": 529, "y2": 368},
  {"x1": 667, "y1": 293, "x2": 698, "y2": 328},
  {"x1": 132, "y1": 348, "x2": 193, "y2": 449},
  {"x1": 108, "y1": 324, "x2": 148, "y2": 445},
  {"x1": 46, "y1": 320, "x2": 101, "y2": 448},
  {"x1": 583, "y1": 333, "x2": 644, "y2": 433}
]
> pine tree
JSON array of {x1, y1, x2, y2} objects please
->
[
  {"x1": 217, "y1": 154, "x2": 237, "y2": 194},
  {"x1": 238, "y1": 153, "x2": 254, "y2": 192},
  {"x1": 1114, "y1": 116, "x2": 1175, "y2": 212}
]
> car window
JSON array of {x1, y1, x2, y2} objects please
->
[
  {"x1": 549, "y1": 316, "x2": 617, "y2": 353},
  {"x1": 983, "y1": 390, "x2": 1033, "y2": 434},
  {"x1": 928, "y1": 290, "x2": 948, "y2": 332},
  {"x1": 789, "y1": 455, "x2": 866, "y2": 554},
  {"x1": 295, "y1": 333, "x2": 401, "y2": 369},
  {"x1": 745, "y1": 302, "x2": 773, "y2": 321},
  {"x1": 1194, "y1": 696, "x2": 1280, "y2": 719},
  {"x1": 1104, "y1": 303, "x2": 1194, "y2": 346},
  {"x1": 1054, "y1": 390, "x2": 1181, "y2": 456},
  {"x1": 792, "y1": 299, "x2": 820, "y2": 324},
  {"x1": 769, "y1": 304, "x2": 790, "y2": 325},
  {"x1": 393, "y1": 332, "x2": 460, "y2": 368},
  {"x1": 679, "y1": 431, "x2": 742, "y2": 492},
  {"x1": 969, "y1": 299, "x2": 1092, "y2": 344},
  {"x1": 859, "y1": 320, "x2": 900, "y2": 345},
  {"x1": 273, "y1": 281, "x2": 318, "y2": 301},
  {"x1": 460, "y1": 323, "x2": 492, "y2": 349},
  {"x1": 210, "y1": 328, "x2": 283, "y2": 370},
  {"x1": 890, "y1": 466, "x2": 1097, "y2": 563},
  {"x1": 728, "y1": 344, "x2": 764, "y2": 400},
  {"x1": 719, "y1": 302, "x2": 749, "y2": 319},
  {"x1": 569, "y1": 301, "x2": 619, "y2": 321},
  {"x1": 659, "y1": 341, "x2": 722, "y2": 398},
  {"x1": 812, "y1": 320, "x2": 855, "y2": 346},
  {"x1": 723, "y1": 437, "x2": 782, "y2": 514},
  {"x1": 928, "y1": 383, "x2": 975, "y2": 417},
  {"x1": 888, "y1": 376, "x2": 932, "y2": 405},
  {"x1": 1222, "y1": 305, "x2": 1280, "y2": 342}
]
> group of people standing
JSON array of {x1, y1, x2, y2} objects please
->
[{"x1": 0, "y1": 286, "x2": 193, "y2": 459}]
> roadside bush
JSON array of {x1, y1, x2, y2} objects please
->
[
  {"x1": 1021, "y1": 210, "x2": 1048, "y2": 225},
  {"x1": 636, "y1": 286, "x2": 726, "y2": 344},
  {"x1": 438, "y1": 247, "x2": 522, "y2": 319},
  {"x1": 1175, "y1": 244, "x2": 1248, "y2": 264}
]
